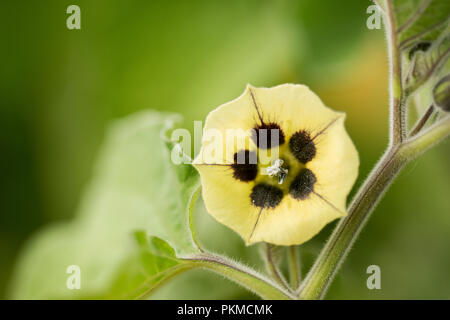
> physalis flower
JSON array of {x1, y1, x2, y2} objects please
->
[{"x1": 193, "y1": 84, "x2": 359, "y2": 246}]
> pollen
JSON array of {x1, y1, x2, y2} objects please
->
[{"x1": 266, "y1": 159, "x2": 289, "y2": 184}]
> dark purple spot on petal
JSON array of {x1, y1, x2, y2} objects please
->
[
  {"x1": 250, "y1": 183, "x2": 283, "y2": 208},
  {"x1": 289, "y1": 168, "x2": 316, "y2": 200},
  {"x1": 231, "y1": 150, "x2": 258, "y2": 182},
  {"x1": 252, "y1": 122, "x2": 285, "y2": 149},
  {"x1": 289, "y1": 130, "x2": 316, "y2": 164}
]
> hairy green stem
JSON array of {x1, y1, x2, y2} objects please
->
[
  {"x1": 186, "y1": 253, "x2": 295, "y2": 300},
  {"x1": 264, "y1": 244, "x2": 291, "y2": 292},
  {"x1": 385, "y1": 0, "x2": 406, "y2": 145}
]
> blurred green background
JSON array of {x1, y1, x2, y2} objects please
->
[{"x1": 1, "y1": 0, "x2": 449, "y2": 299}]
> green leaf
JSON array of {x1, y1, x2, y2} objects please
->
[
  {"x1": 392, "y1": 0, "x2": 450, "y2": 49},
  {"x1": 389, "y1": 0, "x2": 450, "y2": 113},
  {"x1": 9, "y1": 110, "x2": 201, "y2": 299}
]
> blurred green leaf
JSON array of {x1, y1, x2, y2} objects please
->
[
  {"x1": 109, "y1": 233, "x2": 197, "y2": 300},
  {"x1": 9, "y1": 111, "x2": 201, "y2": 299}
]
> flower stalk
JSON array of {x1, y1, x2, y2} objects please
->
[
  {"x1": 288, "y1": 246, "x2": 301, "y2": 290},
  {"x1": 263, "y1": 244, "x2": 292, "y2": 293}
]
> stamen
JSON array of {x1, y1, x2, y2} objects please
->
[{"x1": 267, "y1": 159, "x2": 289, "y2": 184}]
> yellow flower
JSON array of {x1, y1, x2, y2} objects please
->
[{"x1": 193, "y1": 84, "x2": 359, "y2": 246}]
